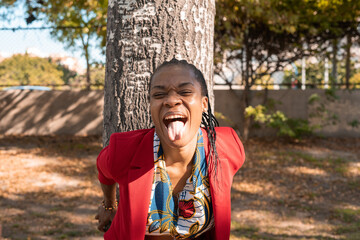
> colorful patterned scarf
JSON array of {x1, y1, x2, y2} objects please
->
[{"x1": 146, "y1": 129, "x2": 214, "y2": 239}]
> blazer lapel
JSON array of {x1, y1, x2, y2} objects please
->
[
  {"x1": 202, "y1": 128, "x2": 230, "y2": 240},
  {"x1": 128, "y1": 129, "x2": 155, "y2": 239}
]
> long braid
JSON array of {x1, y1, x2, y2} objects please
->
[
  {"x1": 202, "y1": 100, "x2": 220, "y2": 182},
  {"x1": 150, "y1": 58, "x2": 220, "y2": 181}
]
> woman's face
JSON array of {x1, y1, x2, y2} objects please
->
[{"x1": 149, "y1": 65, "x2": 208, "y2": 148}]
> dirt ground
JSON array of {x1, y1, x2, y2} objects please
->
[{"x1": 0, "y1": 135, "x2": 359, "y2": 240}]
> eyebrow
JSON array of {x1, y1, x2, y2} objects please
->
[
  {"x1": 178, "y1": 82, "x2": 194, "y2": 88},
  {"x1": 151, "y1": 82, "x2": 195, "y2": 90}
]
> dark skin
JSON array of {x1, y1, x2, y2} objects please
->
[
  {"x1": 96, "y1": 66, "x2": 208, "y2": 239},
  {"x1": 94, "y1": 183, "x2": 117, "y2": 232}
]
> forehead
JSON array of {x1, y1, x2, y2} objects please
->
[{"x1": 150, "y1": 65, "x2": 198, "y2": 86}]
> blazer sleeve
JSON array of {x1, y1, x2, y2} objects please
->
[
  {"x1": 228, "y1": 127, "x2": 245, "y2": 172},
  {"x1": 96, "y1": 129, "x2": 155, "y2": 186},
  {"x1": 96, "y1": 146, "x2": 116, "y2": 185},
  {"x1": 215, "y1": 127, "x2": 245, "y2": 175}
]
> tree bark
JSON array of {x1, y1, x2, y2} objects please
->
[
  {"x1": 241, "y1": 37, "x2": 252, "y2": 140},
  {"x1": 85, "y1": 47, "x2": 91, "y2": 90},
  {"x1": 103, "y1": 0, "x2": 215, "y2": 146},
  {"x1": 80, "y1": 33, "x2": 92, "y2": 90},
  {"x1": 332, "y1": 39, "x2": 338, "y2": 87},
  {"x1": 345, "y1": 34, "x2": 351, "y2": 89}
]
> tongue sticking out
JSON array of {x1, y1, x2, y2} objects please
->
[{"x1": 167, "y1": 120, "x2": 185, "y2": 141}]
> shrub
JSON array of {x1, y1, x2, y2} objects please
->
[{"x1": 245, "y1": 105, "x2": 316, "y2": 138}]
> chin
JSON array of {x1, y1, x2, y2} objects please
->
[{"x1": 167, "y1": 137, "x2": 192, "y2": 148}]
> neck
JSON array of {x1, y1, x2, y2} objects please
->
[{"x1": 161, "y1": 134, "x2": 198, "y2": 167}]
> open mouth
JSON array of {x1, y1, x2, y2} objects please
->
[
  {"x1": 163, "y1": 114, "x2": 187, "y2": 127},
  {"x1": 163, "y1": 114, "x2": 188, "y2": 141}
]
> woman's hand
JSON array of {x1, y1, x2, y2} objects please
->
[
  {"x1": 95, "y1": 202, "x2": 117, "y2": 232},
  {"x1": 96, "y1": 183, "x2": 117, "y2": 232}
]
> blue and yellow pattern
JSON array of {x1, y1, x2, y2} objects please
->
[{"x1": 146, "y1": 129, "x2": 214, "y2": 238}]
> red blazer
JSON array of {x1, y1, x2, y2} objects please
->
[{"x1": 97, "y1": 127, "x2": 245, "y2": 240}]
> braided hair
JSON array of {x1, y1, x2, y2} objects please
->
[{"x1": 149, "y1": 58, "x2": 220, "y2": 180}]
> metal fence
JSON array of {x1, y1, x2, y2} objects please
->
[
  {"x1": 1, "y1": 27, "x2": 360, "y2": 90},
  {"x1": 0, "y1": 26, "x2": 105, "y2": 90}
]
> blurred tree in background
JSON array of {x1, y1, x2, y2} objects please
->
[
  {"x1": 0, "y1": 0, "x2": 16, "y2": 8},
  {"x1": 350, "y1": 72, "x2": 360, "y2": 87},
  {"x1": 214, "y1": 0, "x2": 360, "y2": 137},
  {"x1": 283, "y1": 59, "x2": 358, "y2": 89},
  {"x1": 3, "y1": 0, "x2": 108, "y2": 90},
  {"x1": 0, "y1": 54, "x2": 64, "y2": 86},
  {"x1": 215, "y1": 0, "x2": 360, "y2": 95},
  {"x1": 70, "y1": 64, "x2": 105, "y2": 89},
  {"x1": 1, "y1": 0, "x2": 360, "y2": 93},
  {"x1": 26, "y1": 0, "x2": 107, "y2": 89},
  {"x1": 0, "y1": 54, "x2": 104, "y2": 89},
  {"x1": 55, "y1": 62, "x2": 78, "y2": 86}
]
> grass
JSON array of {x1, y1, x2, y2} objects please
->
[
  {"x1": 348, "y1": 180, "x2": 360, "y2": 190},
  {"x1": 332, "y1": 208, "x2": 360, "y2": 239},
  {"x1": 56, "y1": 229, "x2": 101, "y2": 239},
  {"x1": 235, "y1": 138, "x2": 360, "y2": 239},
  {"x1": 29, "y1": 211, "x2": 48, "y2": 218},
  {"x1": 58, "y1": 231, "x2": 82, "y2": 238},
  {"x1": 332, "y1": 208, "x2": 360, "y2": 223},
  {"x1": 2, "y1": 136, "x2": 360, "y2": 239},
  {"x1": 282, "y1": 151, "x2": 350, "y2": 175},
  {"x1": 11, "y1": 223, "x2": 20, "y2": 228},
  {"x1": 44, "y1": 228, "x2": 63, "y2": 236},
  {"x1": 334, "y1": 222, "x2": 360, "y2": 239},
  {"x1": 231, "y1": 221, "x2": 265, "y2": 240}
]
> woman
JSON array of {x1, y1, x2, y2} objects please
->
[{"x1": 95, "y1": 59, "x2": 245, "y2": 239}]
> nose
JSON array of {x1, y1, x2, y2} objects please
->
[{"x1": 164, "y1": 92, "x2": 181, "y2": 107}]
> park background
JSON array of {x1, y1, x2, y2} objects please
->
[{"x1": 0, "y1": 0, "x2": 360, "y2": 239}]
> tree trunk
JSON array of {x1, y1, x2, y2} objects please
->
[
  {"x1": 85, "y1": 48, "x2": 91, "y2": 90},
  {"x1": 345, "y1": 34, "x2": 351, "y2": 89},
  {"x1": 241, "y1": 84, "x2": 251, "y2": 140},
  {"x1": 103, "y1": 0, "x2": 215, "y2": 146},
  {"x1": 80, "y1": 33, "x2": 92, "y2": 90},
  {"x1": 332, "y1": 39, "x2": 338, "y2": 87},
  {"x1": 244, "y1": 38, "x2": 251, "y2": 107},
  {"x1": 240, "y1": 38, "x2": 252, "y2": 140}
]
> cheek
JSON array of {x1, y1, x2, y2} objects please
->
[
  {"x1": 188, "y1": 100, "x2": 204, "y2": 122},
  {"x1": 149, "y1": 103, "x2": 159, "y2": 121}
]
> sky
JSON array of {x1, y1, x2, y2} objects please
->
[{"x1": 0, "y1": 4, "x2": 104, "y2": 69}]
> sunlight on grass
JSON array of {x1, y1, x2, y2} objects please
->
[
  {"x1": 333, "y1": 208, "x2": 360, "y2": 223},
  {"x1": 284, "y1": 151, "x2": 350, "y2": 175},
  {"x1": 347, "y1": 162, "x2": 360, "y2": 177},
  {"x1": 232, "y1": 181, "x2": 265, "y2": 194},
  {"x1": 332, "y1": 208, "x2": 360, "y2": 239},
  {"x1": 285, "y1": 166, "x2": 328, "y2": 177},
  {"x1": 2, "y1": 136, "x2": 359, "y2": 239},
  {"x1": 284, "y1": 151, "x2": 319, "y2": 164},
  {"x1": 231, "y1": 221, "x2": 262, "y2": 240}
]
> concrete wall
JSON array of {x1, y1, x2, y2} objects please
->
[
  {"x1": 215, "y1": 89, "x2": 360, "y2": 137},
  {"x1": 1, "y1": 89, "x2": 359, "y2": 137},
  {"x1": 0, "y1": 90, "x2": 103, "y2": 135}
]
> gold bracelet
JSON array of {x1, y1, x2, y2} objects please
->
[{"x1": 102, "y1": 200, "x2": 118, "y2": 211}]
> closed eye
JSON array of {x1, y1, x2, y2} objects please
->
[
  {"x1": 179, "y1": 90, "x2": 193, "y2": 96},
  {"x1": 152, "y1": 92, "x2": 167, "y2": 98}
]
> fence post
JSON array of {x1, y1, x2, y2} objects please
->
[{"x1": 301, "y1": 57, "x2": 306, "y2": 90}]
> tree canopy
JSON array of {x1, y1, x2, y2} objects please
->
[
  {"x1": 2, "y1": 0, "x2": 360, "y2": 91},
  {"x1": 3, "y1": 0, "x2": 108, "y2": 89},
  {"x1": 215, "y1": 0, "x2": 360, "y2": 92},
  {"x1": 24, "y1": 0, "x2": 107, "y2": 49},
  {"x1": 0, "y1": 54, "x2": 64, "y2": 86},
  {"x1": 0, "y1": 54, "x2": 105, "y2": 89}
]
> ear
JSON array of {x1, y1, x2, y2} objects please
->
[{"x1": 202, "y1": 96, "x2": 208, "y2": 113}]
